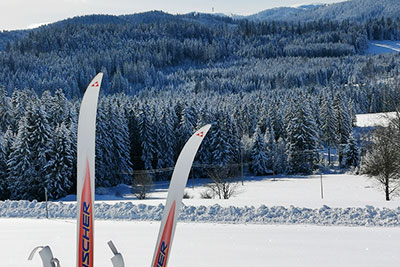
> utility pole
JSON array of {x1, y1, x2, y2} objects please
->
[
  {"x1": 320, "y1": 173, "x2": 324, "y2": 199},
  {"x1": 45, "y1": 187, "x2": 49, "y2": 219}
]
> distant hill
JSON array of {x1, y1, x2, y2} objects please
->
[
  {"x1": 247, "y1": 0, "x2": 400, "y2": 22},
  {"x1": 0, "y1": 29, "x2": 29, "y2": 51},
  {"x1": 246, "y1": 4, "x2": 325, "y2": 22}
]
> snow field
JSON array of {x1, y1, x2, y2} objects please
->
[
  {"x1": 2, "y1": 174, "x2": 400, "y2": 226},
  {"x1": 4, "y1": 219, "x2": 400, "y2": 267},
  {"x1": 355, "y1": 112, "x2": 395, "y2": 127},
  {"x1": 2, "y1": 174, "x2": 400, "y2": 266}
]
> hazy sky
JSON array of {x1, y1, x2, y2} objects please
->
[{"x1": 0, "y1": 0, "x2": 347, "y2": 31}]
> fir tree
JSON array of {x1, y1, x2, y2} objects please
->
[
  {"x1": 138, "y1": 102, "x2": 155, "y2": 171},
  {"x1": 333, "y1": 93, "x2": 352, "y2": 164},
  {"x1": 0, "y1": 135, "x2": 8, "y2": 200},
  {"x1": 45, "y1": 123, "x2": 74, "y2": 199},
  {"x1": 7, "y1": 117, "x2": 34, "y2": 200},
  {"x1": 264, "y1": 125, "x2": 277, "y2": 174},
  {"x1": 320, "y1": 94, "x2": 335, "y2": 165},
  {"x1": 342, "y1": 134, "x2": 360, "y2": 169},
  {"x1": 286, "y1": 100, "x2": 319, "y2": 174},
  {"x1": 250, "y1": 126, "x2": 268, "y2": 176}
]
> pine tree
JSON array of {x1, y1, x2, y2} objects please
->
[
  {"x1": 286, "y1": 100, "x2": 319, "y2": 174},
  {"x1": 275, "y1": 137, "x2": 287, "y2": 174},
  {"x1": 209, "y1": 111, "x2": 233, "y2": 167},
  {"x1": 264, "y1": 125, "x2": 277, "y2": 173},
  {"x1": 0, "y1": 135, "x2": 8, "y2": 200},
  {"x1": 342, "y1": 134, "x2": 360, "y2": 169},
  {"x1": 320, "y1": 94, "x2": 335, "y2": 165},
  {"x1": 250, "y1": 126, "x2": 268, "y2": 176},
  {"x1": 7, "y1": 100, "x2": 54, "y2": 200},
  {"x1": 108, "y1": 98, "x2": 133, "y2": 184},
  {"x1": 7, "y1": 117, "x2": 34, "y2": 200},
  {"x1": 138, "y1": 102, "x2": 155, "y2": 171},
  {"x1": 27, "y1": 103, "x2": 53, "y2": 200},
  {"x1": 45, "y1": 123, "x2": 74, "y2": 199},
  {"x1": 155, "y1": 107, "x2": 175, "y2": 180},
  {"x1": 0, "y1": 87, "x2": 13, "y2": 133},
  {"x1": 332, "y1": 93, "x2": 352, "y2": 164}
]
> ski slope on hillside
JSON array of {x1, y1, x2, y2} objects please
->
[{"x1": 7, "y1": 219, "x2": 400, "y2": 267}]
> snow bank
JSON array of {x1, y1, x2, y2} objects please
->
[{"x1": 1, "y1": 200, "x2": 400, "y2": 227}]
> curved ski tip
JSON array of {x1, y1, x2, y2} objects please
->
[
  {"x1": 195, "y1": 124, "x2": 211, "y2": 138},
  {"x1": 86, "y1": 73, "x2": 104, "y2": 90}
]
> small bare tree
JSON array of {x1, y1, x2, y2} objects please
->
[
  {"x1": 132, "y1": 172, "x2": 153, "y2": 200},
  {"x1": 363, "y1": 125, "x2": 400, "y2": 201},
  {"x1": 206, "y1": 166, "x2": 240, "y2": 199}
]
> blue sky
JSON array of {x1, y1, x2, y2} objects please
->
[{"x1": 0, "y1": 0, "x2": 347, "y2": 31}]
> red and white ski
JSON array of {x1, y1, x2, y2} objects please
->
[
  {"x1": 76, "y1": 73, "x2": 103, "y2": 267},
  {"x1": 151, "y1": 124, "x2": 211, "y2": 267}
]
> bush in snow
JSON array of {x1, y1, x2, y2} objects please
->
[
  {"x1": 206, "y1": 166, "x2": 240, "y2": 199},
  {"x1": 132, "y1": 172, "x2": 153, "y2": 200}
]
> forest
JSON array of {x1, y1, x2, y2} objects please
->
[{"x1": 0, "y1": 8, "x2": 400, "y2": 200}]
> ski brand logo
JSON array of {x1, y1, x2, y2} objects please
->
[
  {"x1": 91, "y1": 81, "x2": 99, "y2": 87},
  {"x1": 79, "y1": 159, "x2": 93, "y2": 267},
  {"x1": 196, "y1": 131, "x2": 204, "y2": 138},
  {"x1": 153, "y1": 201, "x2": 176, "y2": 267}
]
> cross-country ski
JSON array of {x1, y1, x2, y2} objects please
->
[
  {"x1": 151, "y1": 124, "x2": 211, "y2": 267},
  {"x1": 76, "y1": 73, "x2": 103, "y2": 267}
]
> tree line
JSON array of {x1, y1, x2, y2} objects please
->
[{"x1": 0, "y1": 84, "x2": 361, "y2": 201}]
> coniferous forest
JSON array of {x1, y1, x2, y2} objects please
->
[{"x1": 1, "y1": 0, "x2": 400, "y2": 200}]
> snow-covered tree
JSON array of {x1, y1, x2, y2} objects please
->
[
  {"x1": 155, "y1": 107, "x2": 176, "y2": 180},
  {"x1": 8, "y1": 101, "x2": 53, "y2": 200},
  {"x1": 0, "y1": 135, "x2": 8, "y2": 200},
  {"x1": 209, "y1": 111, "x2": 233, "y2": 167},
  {"x1": 333, "y1": 93, "x2": 352, "y2": 164},
  {"x1": 250, "y1": 126, "x2": 268, "y2": 175},
  {"x1": 264, "y1": 125, "x2": 277, "y2": 174},
  {"x1": 138, "y1": 102, "x2": 155, "y2": 170},
  {"x1": 7, "y1": 117, "x2": 34, "y2": 200},
  {"x1": 341, "y1": 134, "x2": 360, "y2": 169},
  {"x1": 320, "y1": 94, "x2": 335, "y2": 165},
  {"x1": 45, "y1": 123, "x2": 74, "y2": 199},
  {"x1": 286, "y1": 100, "x2": 319, "y2": 174}
]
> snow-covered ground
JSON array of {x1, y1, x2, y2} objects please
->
[
  {"x1": 2, "y1": 174, "x2": 400, "y2": 223},
  {"x1": 356, "y1": 112, "x2": 395, "y2": 127},
  {"x1": 366, "y1": 40, "x2": 400, "y2": 54},
  {"x1": 6, "y1": 219, "x2": 400, "y2": 267},
  {"x1": 84, "y1": 174, "x2": 400, "y2": 209},
  {"x1": 2, "y1": 174, "x2": 400, "y2": 266}
]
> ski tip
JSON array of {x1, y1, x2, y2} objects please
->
[
  {"x1": 195, "y1": 124, "x2": 211, "y2": 138},
  {"x1": 88, "y1": 73, "x2": 104, "y2": 89}
]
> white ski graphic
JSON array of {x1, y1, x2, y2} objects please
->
[
  {"x1": 77, "y1": 73, "x2": 103, "y2": 267},
  {"x1": 151, "y1": 124, "x2": 211, "y2": 267}
]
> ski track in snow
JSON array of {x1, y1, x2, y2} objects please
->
[{"x1": 1, "y1": 200, "x2": 400, "y2": 227}]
